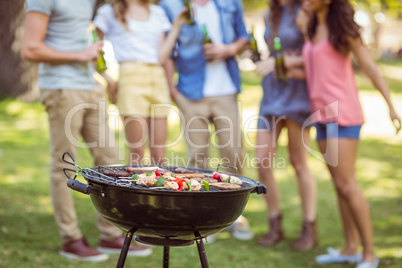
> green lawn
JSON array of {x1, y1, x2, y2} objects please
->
[{"x1": 0, "y1": 69, "x2": 401, "y2": 268}]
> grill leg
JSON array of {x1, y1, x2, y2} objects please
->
[
  {"x1": 116, "y1": 231, "x2": 134, "y2": 268},
  {"x1": 163, "y1": 246, "x2": 170, "y2": 268},
  {"x1": 195, "y1": 238, "x2": 209, "y2": 268}
]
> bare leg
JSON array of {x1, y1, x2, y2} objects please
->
[
  {"x1": 286, "y1": 120, "x2": 316, "y2": 221},
  {"x1": 123, "y1": 116, "x2": 148, "y2": 165},
  {"x1": 255, "y1": 120, "x2": 284, "y2": 215},
  {"x1": 149, "y1": 117, "x2": 167, "y2": 166},
  {"x1": 319, "y1": 138, "x2": 375, "y2": 262}
]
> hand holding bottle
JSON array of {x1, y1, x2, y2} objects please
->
[
  {"x1": 91, "y1": 30, "x2": 107, "y2": 72},
  {"x1": 79, "y1": 42, "x2": 104, "y2": 62},
  {"x1": 172, "y1": 8, "x2": 188, "y2": 29},
  {"x1": 204, "y1": 43, "x2": 236, "y2": 62},
  {"x1": 248, "y1": 25, "x2": 261, "y2": 63},
  {"x1": 183, "y1": 0, "x2": 196, "y2": 25},
  {"x1": 255, "y1": 57, "x2": 275, "y2": 77},
  {"x1": 273, "y1": 37, "x2": 287, "y2": 82}
]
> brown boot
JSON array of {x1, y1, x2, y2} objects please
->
[
  {"x1": 292, "y1": 219, "x2": 318, "y2": 251},
  {"x1": 258, "y1": 214, "x2": 284, "y2": 247}
]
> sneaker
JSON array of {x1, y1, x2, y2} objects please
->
[
  {"x1": 316, "y1": 247, "x2": 362, "y2": 264},
  {"x1": 59, "y1": 238, "x2": 109, "y2": 262},
  {"x1": 203, "y1": 234, "x2": 218, "y2": 244},
  {"x1": 227, "y1": 216, "x2": 254, "y2": 241},
  {"x1": 355, "y1": 257, "x2": 379, "y2": 268},
  {"x1": 97, "y1": 236, "x2": 152, "y2": 257}
]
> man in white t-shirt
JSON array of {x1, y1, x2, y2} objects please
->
[{"x1": 160, "y1": 0, "x2": 253, "y2": 241}]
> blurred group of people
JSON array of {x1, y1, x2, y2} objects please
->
[{"x1": 20, "y1": 0, "x2": 401, "y2": 267}]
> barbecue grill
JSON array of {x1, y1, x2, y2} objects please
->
[{"x1": 63, "y1": 152, "x2": 266, "y2": 268}]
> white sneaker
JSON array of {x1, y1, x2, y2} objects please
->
[
  {"x1": 316, "y1": 247, "x2": 362, "y2": 263},
  {"x1": 202, "y1": 234, "x2": 218, "y2": 244},
  {"x1": 355, "y1": 257, "x2": 379, "y2": 268},
  {"x1": 227, "y1": 216, "x2": 254, "y2": 241}
]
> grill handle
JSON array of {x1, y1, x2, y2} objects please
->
[
  {"x1": 67, "y1": 179, "x2": 92, "y2": 195},
  {"x1": 62, "y1": 152, "x2": 91, "y2": 195},
  {"x1": 251, "y1": 181, "x2": 267, "y2": 195}
]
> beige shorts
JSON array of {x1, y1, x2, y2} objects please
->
[{"x1": 117, "y1": 62, "x2": 171, "y2": 118}]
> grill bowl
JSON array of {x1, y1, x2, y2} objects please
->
[{"x1": 66, "y1": 162, "x2": 266, "y2": 241}]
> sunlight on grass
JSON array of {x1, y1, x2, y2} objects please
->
[
  {"x1": 378, "y1": 248, "x2": 402, "y2": 258},
  {"x1": 5, "y1": 101, "x2": 25, "y2": 115},
  {"x1": 244, "y1": 197, "x2": 266, "y2": 212},
  {"x1": 364, "y1": 177, "x2": 402, "y2": 198},
  {"x1": 3, "y1": 175, "x2": 19, "y2": 184},
  {"x1": 359, "y1": 158, "x2": 393, "y2": 178}
]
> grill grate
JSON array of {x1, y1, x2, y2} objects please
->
[{"x1": 81, "y1": 165, "x2": 255, "y2": 192}]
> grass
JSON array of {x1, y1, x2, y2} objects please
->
[{"x1": 0, "y1": 67, "x2": 402, "y2": 268}]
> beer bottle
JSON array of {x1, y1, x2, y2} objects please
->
[
  {"x1": 91, "y1": 29, "x2": 107, "y2": 72},
  {"x1": 184, "y1": 0, "x2": 196, "y2": 26},
  {"x1": 249, "y1": 25, "x2": 261, "y2": 63},
  {"x1": 273, "y1": 37, "x2": 287, "y2": 82},
  {"x1": 202, "y1": 24, "x2": 212, "y2": 44}
]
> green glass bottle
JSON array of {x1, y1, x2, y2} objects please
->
[
  {"x1": 273, "y1": 37, "x2": 287, "y2": 82},
  {"x1": 249, "y1": 25, "x2": 261, "y2": 63},
  {"x1": 91, "y1": 29, "x2": 107, "y2": 72},
  {"x1": 184, "y1": 0, "x2": 195, "y2": 26},
  {"x1": 202, "y1": 24, "x2": 212, "y2": 44}
]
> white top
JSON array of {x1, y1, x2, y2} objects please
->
[
  {"x1": 194, "y1": 1, "x2": 237, "y2": 97},
  {"x1": 94, "y1": 4, "x2": 171, "y2": 63}
]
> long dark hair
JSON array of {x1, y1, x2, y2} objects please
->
[
  {"x1": 268, "y1": 0, "x2": 300, "y2": 43},
  {"x1": 307, "y1": 0, "x2": 361, "y2": 54},
  {"x1": 111, "y1": 0, "x2": 150, "y2": 29}
]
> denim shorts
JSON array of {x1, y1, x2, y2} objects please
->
[{"x1": 315, "y1": 122, "x2": 362, "y2": 141}]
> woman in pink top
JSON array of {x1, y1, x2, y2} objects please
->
[{"x1": 301, "y1": 0, "x2": 401, "y2": 268}]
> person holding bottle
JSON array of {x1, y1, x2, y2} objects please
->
[
  {"x1": 93, "y1": 0, "x2": 187, "y2": 165},
  {"x1": 159, "y1": 0, "x2": 254, "y2": 241},
  {"x1": 254, "y1": 0, "x2": 317, "y2": 251},
  {"x1": 21, "y1": 0, "x2": 152, "y2": 261},
  {"x1": 301, "y1": 0, "x2": 401, "y2": 267}
]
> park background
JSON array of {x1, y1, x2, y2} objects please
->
[{"x1": 0, "y1": 0, "x2": 401, "y2": 267}]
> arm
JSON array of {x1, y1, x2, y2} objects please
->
[
  {"x1": 21, "y1": 11, "x2": 102, "y2": 64},
  {"x1": 256, "y1": 8, "x2": 305, "y2": 78},
  {"x1": 350, "y1": 37, "x2": 401, "y2": 133},
  {"x1": 162, "y1": 58, "x2": 179, "y2": 103},
  {"x1": 204, "y1": 0, "x2": 248, "y2": 62},
  {"x1": 93, "y1": 27, "x2": 118, "y2": 104},
  {"x1": 204, "y1": 37, "x2": 248, "y2": 62},
  {"x1": 296, "y1": 7, "x2": 310, "y2": 40},
  {"x1": 158, "y1": 9, "x2": 186, "y2": 65},
  {"x1": 282, "y1": 8, "x2": 311, "y2": 69}
]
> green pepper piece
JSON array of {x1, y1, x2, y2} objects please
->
[
  {"x1": 155, "y1": 177, "x2": 165, "y2": 187},
  {"x1": 186, "y1": 181, "x2": 192, "y2": 191},
  {"x1": 201, "y1": 180, "x2": 209, "y2": 191},
  {"x1": 226, "y1": 176, "x2": 231, "y2": 183},
  {"x1": 145, "y1": 172, "x2": 152, "y2": 176},
  {"x1": 131, "y1": 174, "x2": 139, "y2": 182}
]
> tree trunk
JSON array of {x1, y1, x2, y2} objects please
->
[
  {"x1": 0, "y1": 0, "x2": 38, "y2": 100},
  {"x1": 0, "y1": 0, "x2": 107, "y2": 101}
]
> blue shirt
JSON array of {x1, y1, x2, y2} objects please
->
[{"x1": 159, "y1": 0, "x2": 249, "y2": 100}]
